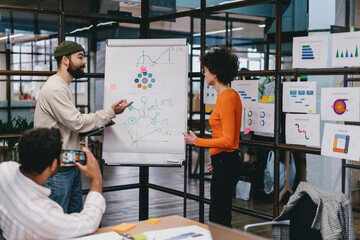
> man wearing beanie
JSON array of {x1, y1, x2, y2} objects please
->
[{"x1": 34, "y1": 40, "x2": 133, "y2": 213}]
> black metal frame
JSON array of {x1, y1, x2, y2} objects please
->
[{"x1": 1, "y1": 0, "x2": 358, "y2": 224}]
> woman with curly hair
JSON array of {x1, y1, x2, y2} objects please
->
[{"x1": 183, "y1": 47, "x2": 243, "y2": 227}]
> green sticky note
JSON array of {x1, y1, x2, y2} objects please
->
[{"x1": 132, "y1": 233, "x2": 147, "y2": 240}]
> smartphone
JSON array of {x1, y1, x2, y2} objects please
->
[{"x1": 62, "y1": 150, "x2": 86, "y2": 166}]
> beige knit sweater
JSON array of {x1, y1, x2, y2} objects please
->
[{"x1": 34, "y1": 75, "x2": 115, "y2": 150}]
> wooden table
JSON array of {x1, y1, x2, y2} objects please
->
[
  {"x1": 94, "y1": 215, "x2": 266, "y2": 240},
  {"x1": 95, "y1": 215, "x2": 208, "y2": 235}
]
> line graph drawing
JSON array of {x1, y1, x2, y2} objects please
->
[
  {"x1": 295, "y1": 123, "x2": 309, "y2": 140},
  {"x1": 121, "y1": 96, "x2": 174, "y2": 148},
  {"x1": 136, "y1": 47, "x2": 183, "y2": 67}
]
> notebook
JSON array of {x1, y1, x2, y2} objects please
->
[{"x1": 79, "y1": 120, "x2": 115, "y2": 138}]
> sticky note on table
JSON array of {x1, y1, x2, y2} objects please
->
[
  {"x1": 140, "y1": 66, "x2": 147, "y2": 73},
  {"x1": 111, "y1": 223, "x2": 136, "y2": 233},
  {"x1": 133, "y1": 233, "x2": 147, "y2": 240},
  {"x1": 146, "y1": 218, "x2": 160, "y2": 224},
  {"x1": 261, "y1": 96, "x2": 268, "y2": 103},
  {"x1": 206, "y1": 106, "x2": 211, "y2": 113},
  {"x1": 110, "y1": 83, "x2": 116, "y2": 90}
]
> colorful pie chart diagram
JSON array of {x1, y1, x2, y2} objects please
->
[
  {"x1": 331, "y1": 99, "x2": 348, "y2": 115},
  {"x1": 134, "y1": 67, "x2": 156, "y2": 90}
]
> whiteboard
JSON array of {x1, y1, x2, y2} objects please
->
[{"x1": 102, "y1": 39, "x2": 188, "y2": 166}]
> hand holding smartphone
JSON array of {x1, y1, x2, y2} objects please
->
[{"x1": 62, "y1": 149, "x2": 87, "y2": 166}]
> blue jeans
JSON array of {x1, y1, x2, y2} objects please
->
[{"x1": 45, "y1": 167, "x2": 83, "y2": 213}]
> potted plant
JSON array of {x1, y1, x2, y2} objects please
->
[{"x1": 0, "y1": 116, "x2": 33, "y2": 161}]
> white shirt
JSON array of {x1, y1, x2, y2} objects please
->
[
  {"x1": 34, "y1": 75, "x2": 115, "y2": 149},
  {"x1": 0, "y1": 162, "x2": 106, "y2": 240}
]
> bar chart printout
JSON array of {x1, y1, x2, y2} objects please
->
[
  {"x1": 292, "y1": 35, "x2": 328, "y2": 68},
  {"x1": 302, "y1": 45, "x2": 314, "y2": 59}
]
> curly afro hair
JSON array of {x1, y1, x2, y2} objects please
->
[{"x1": 200, "y1": 47, "x2": 239, "y2": 85}]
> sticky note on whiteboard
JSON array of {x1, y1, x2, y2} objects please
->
[
  {"x1": 110, "y1": 83, "x2": 116, "y2": 90},
  {"x1": 140, "y1": 66, "x2": 147, "y2": 73}
]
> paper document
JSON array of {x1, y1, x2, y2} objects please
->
[
  {"x1": 231, "y1": 80, "x2": 259, "y2": 108},
  {"x1": 332, "y1": 32, "x2": 360, "y2": 67},
  {"x1": 321, "y1": 123, "x2": 360, "y2": 161},
  {"x1": 292, "y1": 35, "x2": 328, "y2": 68},
  {"x1": 283, "y1": 82, "x2": 316, "y2": 113},
  {"x1": 321, "y1": 87, "x2": 360, "y2": 122},
  {"x1": 204, "y1": 81, "x2": 217, "y2": 105},
  {"x1": 285, "y1": 114, "x2": 320, "y2": 147},
  {"x1": 71, "y1": 231, "x2": 127, "y2": 240},
  {"x1": 144, "y1": 225, "x2": 212, "y2": 240},
  {"x1": 244, "y1": 103, "x2": 274, "y2": 134}
]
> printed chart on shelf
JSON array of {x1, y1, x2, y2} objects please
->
[
  {"x1": 103, "y1": 39, "x2": 188, "y2": 165},
  {"x1": 244, "y1": 103, "x2": 274, "y2": 133},
  {"x1": 231, "y1": 80, "x2": 259, "y2": 108},
  {"x1": 285, "y1": 114, "x2": 320, "y2": 147},
  {"x1": 283, "y1": 82, "x2": 316, "y2": 113},
  {"x1": 321, "y1": 123, "x2": 360, "y2": 161},
  {"x1": 332, "y1": 32, "x2": 360, "y2": 67},
  {"x1": 321, "y1": 87, "x2": 360, "y2": 122},
  {"x1": 204, "y1": 81, "x2": 217, "y2": 104},
  {"x1": 292, "y1": 35, "x2": 328, "y2": 68}
]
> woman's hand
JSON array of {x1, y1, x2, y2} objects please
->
[
  {"x1": 182, "y1": 130, "x2": 197, "y2": 145},
  {"x1": 207, "y1": 161, "x2": 213, "y2": 172}
]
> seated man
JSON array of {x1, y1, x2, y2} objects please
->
[{"x1": 0, "y1": 128, "x2": 105, "y2": 239}]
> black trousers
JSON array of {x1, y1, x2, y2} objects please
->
[{"x1": 209, "y1": 150, "x2": 242, "y2": 227}]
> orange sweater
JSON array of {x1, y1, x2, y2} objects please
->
[{"x1": 195, "y1": 89, "x2": 242, "y2": 156}]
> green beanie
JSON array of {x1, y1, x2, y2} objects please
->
[{"x1": 54, "y1": 41, "x2": 84, "y2": 58}]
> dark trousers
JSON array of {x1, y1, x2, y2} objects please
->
[{"x1": 209, "y1": 150, "x2": 242, "y2": 227}]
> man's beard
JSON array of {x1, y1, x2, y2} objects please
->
[{"x1": 67, "y1": 60, "x2": 85, "y2": 79}]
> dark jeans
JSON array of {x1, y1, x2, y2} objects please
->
[{"x1": 210, "y1": 150, "x2": 242, "y2": 227}]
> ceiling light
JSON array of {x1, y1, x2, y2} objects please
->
[
  {"x1": 258, "y1": 24, "x2": 266, "y2": 28},
  {"x1": 193, "y1": 27, "x2": 244, "y2": 36},
  {"x1": 219, "y1": 0, "x2": 244, "y2": 5}
]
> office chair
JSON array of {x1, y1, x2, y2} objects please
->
[
  {"x1": 245, "y1": 181, "x2": 355, "y2": 240},
  {"x1": 0, "y1": 228, "x2": 5, "y2": 240},
  {"x1": 244, "y1": 193, "x2": 322, "y2": 240}
]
